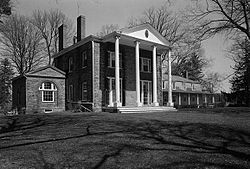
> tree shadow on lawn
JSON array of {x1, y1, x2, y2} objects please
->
[
  {"x1": 122, "y1": 120, "x2": 250, "y2": 168},
  {"x1": 1, "y1": 115, "x2": 250, "y2": 168}
]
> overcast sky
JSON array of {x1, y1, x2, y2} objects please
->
[{"x1": 14, "y1": 0, "x2": 233, "y2": 92}]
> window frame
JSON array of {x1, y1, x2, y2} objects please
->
[
  {"x1": 82, "y1": 51, "x2": 87, "y2": 68},
  {"x1": 107, "y1": 51, "x2": 122, "y2": 68},
  {"x1": 81, "y1": 81, "x2": 88, "y2": 101},
  {"x1": 140, "y1": 57, "x2": 151, "y2": 73},
  {"x1": 39, "y1": 82, "x2": 57, "y2": 103},
  {"x1": 68, "y1": 57, "x2": 73, "y2": 72}
]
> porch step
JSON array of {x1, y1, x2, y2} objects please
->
[{"x1": 103, "y1": 106, "x2": 176, "y2": 113}]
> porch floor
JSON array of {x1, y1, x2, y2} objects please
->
[{"x1": 103, "y1": 106, "x2": 176, "y2": 113}]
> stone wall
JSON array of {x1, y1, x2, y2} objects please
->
[{"x1": 26, "y1": 76, "x2": 65, "y2": 114}]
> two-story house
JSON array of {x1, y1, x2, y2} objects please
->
[{"x1": 52, "y1": 15, "x2": 175, "y2": 113}]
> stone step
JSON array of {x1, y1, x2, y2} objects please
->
[{"x1": 117, "y1": 106, "x2": 176, "y2": 113}]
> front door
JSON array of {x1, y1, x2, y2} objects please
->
[
  {"x1": 140, "y1": 80, "x2": 152, "y2": 105},
  {"x1": 107, "y1": 77, "x2": 122, "y2": 107}
]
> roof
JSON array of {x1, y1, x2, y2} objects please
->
[
  {"x1": 163, "y1": 74, "x2": 199, "y2": 84},
  {"x1": 53, "y1": 35, "x2": 102, "y2": 59},
  {"x1": 53, "y1": 23, "x2": 172, "y2": 59},
  {"x1": 118, "y1": 23, "x2": 171, "y2": 47},
  {"x1": 12, "y1": 65, "x2": 66, "y2": 82},
  {"x1": 26, "y1": 65, "x2": 66, "y2": 76}
]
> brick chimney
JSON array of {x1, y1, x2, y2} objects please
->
[
  {"x1": 58, "y1": 24, "x2": 66, "y2": 51},
  {"x1": 77, "y1": 15, "x2": 86, "y2": 42}
]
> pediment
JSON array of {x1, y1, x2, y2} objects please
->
[
  {"x1": 120, "y1": 23, "x2": 170, "y2": 46},
  {"x1": 26, "y1": 66, "x2": 65, "y2": 78}
]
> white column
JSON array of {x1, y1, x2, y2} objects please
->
[
  {"x1": 167, "y1": 50, "x2": 174, "y2": 107},
  {"x1": 204, "y1": 95, "x2": 207, "y2": 104},
  {"x1": 152, "y1": 45, "x2": 159, "y2": 106},
  {"x1": 212, "y1": 95, "x2": 215, "y2": 104},
  {"x1": 135, "y1": 41, "x2": 142, "y2": 106},
  {"x1": 197, "y1": 94, "x2": 199, "y2": 105},
  {"x1": 114, "y1": 36, "x2": 121, "y2": 107},
  {"x1": 188, "y1": 93, "x2": 191, "y2": 105},
  {"x1": 179, "y1": 93, "x2": 181, "y2": 106}
]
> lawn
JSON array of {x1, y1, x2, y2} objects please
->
[{"x1": 0, "y1": 108, "x2": 250, "y2": 169}]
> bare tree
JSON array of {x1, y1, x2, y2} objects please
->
[
  {"x1": 96, "y1": 24, "x2": 119, "y2": 37},
  {"x1": 0, "y1": 14, "x2": 44, "y2": 75},
  {"x1": 31, "y1": 9, "x2": 75, "y2": 65},
  {"x1": 0, "y1": 0, "x2": 11, "y2": 23},
  {"x1": 188, "y1": 0, "x2": 250, "y2": 40},
  {"x1": 128, "y1": 4, "x2": 209, "y2": 80}
]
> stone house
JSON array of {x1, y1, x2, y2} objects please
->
[
  {"x1": 12, "y1": 65, "x2": 65, "y2": 114},
  {"x1": 52, "y1": 15, "x2": 175, "y2": 113}
]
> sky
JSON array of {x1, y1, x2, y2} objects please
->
[{"x1": 14, "y1": 0, "x2": 233, "y2": 92}]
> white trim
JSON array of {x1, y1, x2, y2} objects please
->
[
  {"x1": 39, "y1": 82, "x2": 57, "y2": 103},
  {"x1": 107, "y1": 51, "x2": 122, "y2": 68},
  {"x1": 92, "y1": 41, "x2": 95, "y2": 104},
  {"x1": 107, "y1": 77, "x2": 123, "y2": 107}
]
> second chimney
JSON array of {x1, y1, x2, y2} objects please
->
[
  {"x1": 59, "y1": 24, "x2": 66, "y2": 51},
  {"x1": 77, "y1": 15, "x2": 86, "y2": 42}
]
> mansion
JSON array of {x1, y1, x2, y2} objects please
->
[{"x1": 12, "y1": 15, "x2": 216, "y2": 114}]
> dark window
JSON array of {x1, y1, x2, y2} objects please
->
[
  {"x1": 82, "y1": 51, "x2": 87, "y2": 68},
  {"x1": 82, "y1": 82, "x2": 87, "y2": 101},
  {"x1": 108, "y1": 51, "x2": 122, "y2": 68},
  {"x1": 69, "y1": 57, "x2": 73, "y2": 72},
  {"x1": 140, "y1": 57, "x2": 151, "y2": 72}
]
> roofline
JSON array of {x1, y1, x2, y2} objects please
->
[
  {"x1": 119, "y1": 23, "x2": 172, "y2": 47},
  {"x1": 102, "y1": 31, "x2": 171, "y2": 50},
  {"x1": 53, "y1": 35, "x2": 102, "y2": 59},
  {"x1": 26, "y1": 65, "x2": 66, "y2": 76},
  {"x1": 12, "y1": 75, "x2": 26, "y2": 82}
]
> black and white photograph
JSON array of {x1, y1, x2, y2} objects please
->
[{"x1": 0, "y1": 0, "x2": 250, "y2": 168}]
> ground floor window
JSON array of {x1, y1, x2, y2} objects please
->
[
  {"x1": 39, "y1": 82, "x2": 57, "y2": 102},
  {"x1": 140, "y1": 80, "x2": 152, "y2": 105},
  {"x1": 82, "y1": 82, "x2": 87, "y2": 101},
  {"x1": 106, "y1": 77, "x2": 122, "y2": 106}
]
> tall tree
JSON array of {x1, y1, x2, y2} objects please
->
[
  {"x1": 189, "y1": 0, "x2": 250, "y2": 40},
  {"x1": 0, "y1": 58, "x2": 14, "y2": 112},
  {"x1": 0, "y1": 14, "x2": 44, "y2": 75},
  {"x1": 128, "y1": 4, "x2": 209, "y2": 81},
  {"x1": 229, "y1": 38, "x2": 250, "y2": 105},
  {"x1": 188, "y1": 0, "x2": 250, "y2": 105},
  {"x1": 0, "y1": 0, "x2": 11, "y2": 23},
  {"x1": 31, "y1": 9, "x2": 75, "y2": 65}
]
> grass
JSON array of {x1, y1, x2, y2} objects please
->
[{"x1": 0, "y1": 108, "x2": 250, "y2": 169}]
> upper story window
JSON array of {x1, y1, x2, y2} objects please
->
[
  {"x1": 140, "y1": 57, "x2": 151, "y2": 73},
  {"x1": 108, "y1": 51, "x2": 122, "y2": 68},
  {"x1": 82, "y1": 51, "x2": 87, "y2": 68},
  {"x1": 68, "y1": 57, "x2": 73, "y2": 72},
  {"x1": 172, "y1": 82, "x2": 176, "y2": 90},
  {"x1": 39, "y1": 82, "x2": 57, "y2": 102}
]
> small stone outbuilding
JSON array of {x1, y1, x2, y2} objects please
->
[{"x1": 12, "y1": 65, "x2": 66, "y2": 114}]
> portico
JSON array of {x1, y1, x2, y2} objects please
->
[{"x1": 103, "y1": 23, "x2": 173, "y2": 108}]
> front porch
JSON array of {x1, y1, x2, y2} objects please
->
[{"x1": 102, "y1": 24, "x2": 174, "y2": 111}]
